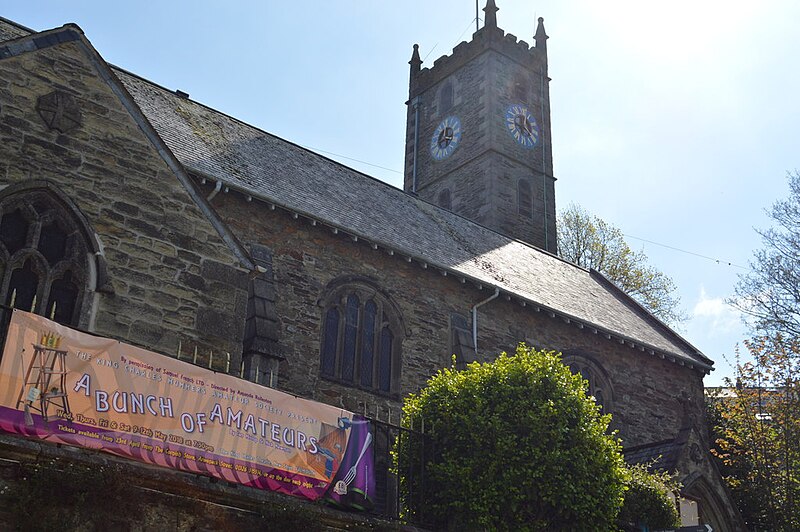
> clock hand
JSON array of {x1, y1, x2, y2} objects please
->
[
  {"x1": 438, "y1": 130, "x2": 448, "y2": 149},
  {"x1": 438, "y1": 127, "x2": 454, "y2": 149},
  {"x1": 515, "y1": 115, "x2": 532, "y2": 137}
]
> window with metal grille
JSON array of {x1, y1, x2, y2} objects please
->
[
  {"x1": 0, "y1": 190, "x2": 90, "y2": 327},
  {"x1": 320, "y1": 280, "x2": 403, "y2": 394}
]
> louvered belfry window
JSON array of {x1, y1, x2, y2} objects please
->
[
  {"x1": 320, "y1": 281, "x2": 402, "y2": 394},
  {"x1": 0, "y1": 191, "x2": 89, "y2": 327},
  {"x1": 440, "y1": 80, "x2": 454, "y2": 112}
]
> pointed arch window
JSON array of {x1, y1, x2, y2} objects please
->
[
  {"x1": 7, "y1": 258, "x2": 39, "y2": 313},
  {"x1": 0, "y1": 184, "x2": 105, "y2": 329},
  {"x1": 562, "y1": 354, "x2": 614, "y2": 412},
  {"x1": 320, "y1": 280, "x2": 403, "y2": 394}
]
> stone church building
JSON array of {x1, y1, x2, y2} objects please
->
[{"x1": 0, "y1": 2, "x2": 741, "y2": 529}]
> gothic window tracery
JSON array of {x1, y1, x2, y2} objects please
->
[
  {"x1": 319, "y1": 280, "x2": 403, "y2": 394},
  {"x1": 0, "y1": 186, "x2": 96, "y2": 328},
  {"x1": 562, "y1": 354, "x2": 613, "y2": 412}
]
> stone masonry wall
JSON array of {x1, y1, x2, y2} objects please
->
[
  {"x1": 0, "y1": 39, "x2": 249, "y2": 366},
  {"x1": 417, "y1": 153, "x2": 556, "y2": 252},
  {"x1": 212, "y1": 188, "x2": 706, "y2": 447},
  {"x1": 409, "y1": 55, "x2": 489, "y2": 193}
]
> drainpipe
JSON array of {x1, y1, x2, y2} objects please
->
[
  {"x1": 206, "y1": 180, "x2": 222, "y2": 202},
  {"x1": 471, "y1": 287, "x2": 500, "y2": 356},
  {"x1": 411, "y1": 96, "x2": 421, "y2": 193}
]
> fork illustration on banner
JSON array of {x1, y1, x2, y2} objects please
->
[{"x1": 334, "y1": 432, "x2": 373, "y2": 495}]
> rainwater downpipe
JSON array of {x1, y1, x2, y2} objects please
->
[
  {"x1": 411, "y1": 96, "x2": 421, "y2": 193},
  {"x1": 206, "y1": 180, "x2": 222, "y2": 202},
  {"x1": 471, "y1": 287, "x2": 500, "y2": 356}
]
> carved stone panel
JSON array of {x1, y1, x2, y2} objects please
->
[{"x1": 36, "y1": 90, "x2": 82, "y2": 133}]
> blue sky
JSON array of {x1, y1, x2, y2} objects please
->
[{"x1": 6, "y1": 1, "x2": 800, "y2": 386}]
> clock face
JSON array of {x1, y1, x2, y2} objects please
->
[
  {"x1": 505, "y1": 104, "x2": 539, "y2": 148},
  {"x1": 430, "y1": 116, "x2": 462, "y2": 161}
]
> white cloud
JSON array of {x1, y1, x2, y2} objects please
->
[{"x1": 691, "y1": 287, "x2": 742, "y2": 335}]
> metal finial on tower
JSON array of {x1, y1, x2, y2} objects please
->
[
  {"x1": 409, "y1": 43, "x2": 422, "y2": 73},
  {"x1": 483, "y1": 0, "x2": 498, "y2": 29},
  {"x1": 534, "y1": 16, "x2": 548, "y2": 50}
]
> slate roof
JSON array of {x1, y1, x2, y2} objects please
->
[
  {"x1": 0, "y1": 17, "x2": 712, "y2": 371},
  {"x1": 0, "y1": 17, "x2": 31, "y2": 42},
  {"x1": 117, "y1": 69, "x2": 712, "y2": 371}
]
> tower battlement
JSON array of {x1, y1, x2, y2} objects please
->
[{"x1": 411, "y1": 22, "x2": 547, "y2": 98}]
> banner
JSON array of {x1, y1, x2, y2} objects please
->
[{"x1": 0, "y1": 310, "x2": 373, "y2": 503}]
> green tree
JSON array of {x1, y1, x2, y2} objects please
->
[
  {"x1": 707, "y1": 335, "x2": 800, "y2": 530},
  {"x1": 395, "y1": 345, "x2": 628, "y2": 530},
  {"x1": 557, "y1": 203, "x2": 684, "y2": 325},
  {"x1": 734, "y1": 171, "x2": 800, "y2": 338}
]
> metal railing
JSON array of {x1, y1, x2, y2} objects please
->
[{"x1": 365, "y1": 415, "x2": 432, "y2": 525}]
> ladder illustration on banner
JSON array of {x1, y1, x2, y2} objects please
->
[{"x1": 16, "y1": 342, "x2": 71, "y2": 424}]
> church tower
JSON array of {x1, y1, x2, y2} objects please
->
[{"x1": 404, "y1": 0, "x2": 556, "y2": 253}]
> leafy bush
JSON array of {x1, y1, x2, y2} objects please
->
[{"x1": 395, "y1": 345, "x2": 627, "y2": 530}]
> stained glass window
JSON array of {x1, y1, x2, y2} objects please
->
[
  {"x1": 321, "y1": 308, "x2": 339, "y2": 376},
  {"x1": 319, "y1": 282, "x2": 402, "y2": 394},
  {"x1": 341, "y1": 294, "x2": 360, "y2": 382},
  {"x1": 0, "y1": 189, "x2": 91, "y2": 327},
  {"x1": 562, "y1": 354, "x2": 613, "y2": 412},
  {"x1": 360, "y1": 300, "x2": 377, "y2": 388}
]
